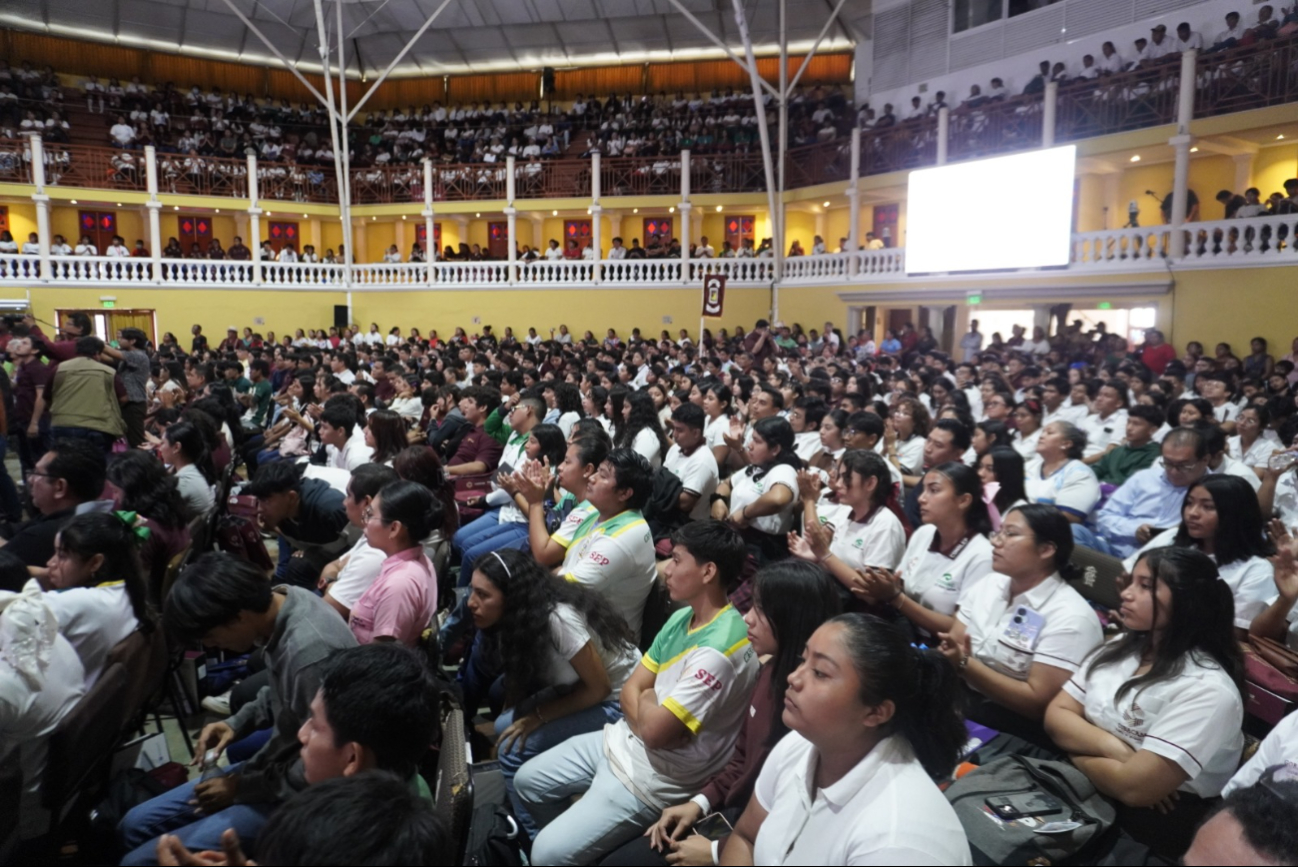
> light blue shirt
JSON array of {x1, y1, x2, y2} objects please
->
[{"x1": 1093, "y1": 465, "x2": 1195, "y2": 557}]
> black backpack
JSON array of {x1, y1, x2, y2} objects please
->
[{"x1": 642, "y1": 466, "x2": 686, "y2": 542}]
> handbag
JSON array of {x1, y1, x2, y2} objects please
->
[{"x1": 945, "y1": 755, "x2": 1116, "y2": 866}]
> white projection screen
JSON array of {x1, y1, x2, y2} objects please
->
[{"x1": 905, "y1": 145, "x2": 1077, "y2": 274}]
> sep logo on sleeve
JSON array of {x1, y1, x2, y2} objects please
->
[{"x1": 694, "y1": 668, "x2": 725, "y2": 691}]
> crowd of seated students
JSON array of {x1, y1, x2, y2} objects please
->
[
  {"x1": 8, "y1": 307, "x2": 1298, "y2": 864},
  {"x1": 859, "y1": 5, "x2": 1298, "y2": 161}
]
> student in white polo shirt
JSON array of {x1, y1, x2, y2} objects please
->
[
  {"x1": 711, "y1": 417, "x2": 801, "y2": 564},
  {"x1": 1080, "y1": 381, "x2": 1130, "y2": 463},
  {"x1": 1026, "y1": 421, "x2": 1102, "y2": 522},
  {"x1": 791, "y1": 450, "x2": 908, "y2": 605},
  {"x1": 858, "y1": 462, "x2": 993, "y2": 642},
  {"x1": 939, "y1": 504, "x2": 1103, "y2": 743},
  {"x1": 662, "y1": 403, "x2": 719, "y2": 522},
  {"x1": 720, "y1": 614, "x2": 972, "y2": 866},
  {"x1": 1123, "y1": 476, "x2": 1275, "y2": 636},
  {"x1": 1045, "y1": 547, "x2": 1244, "y2": 861},
  {"x1": 557, "y1": 448, "x2": 657, "y2": 642},
  {"x1": 788, "y1": 397, "x2": 827, "y2": 466}
]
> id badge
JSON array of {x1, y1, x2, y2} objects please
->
[{"x1": 989, "y1": 605, "x2": 1046, "y2": 678}]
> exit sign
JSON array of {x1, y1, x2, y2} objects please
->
[
  {"x1": 1097, "y1": 302, "x2": 1112, "y2": 310},
  {"x1": 967, "y1": 294, "x2": 982, "y2": 305},
  {"x1": 102, "y1": 300, "x2": 116, "y2": 308}
]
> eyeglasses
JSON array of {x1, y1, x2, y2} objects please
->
[
  {"x1": 990, "y1": 528, "x2": 1029, "y2": 542},
  {"x1": 1164, "y1": 459, "x2": 1204, "y2": 473},
  {"x1": 27, "y1": 471, "x2": 55, "y2": 481}
]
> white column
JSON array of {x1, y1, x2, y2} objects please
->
[
  {"x1": 422, "y1": 158, "x2": 436, "y2": 291},
  {"x1": 353, "y1": 219, "x2": 367, "y2": 266},
  {"x1": 608, "y1": 211, "x2": 622, "y2": 239},
  {"x1": 591, "y1": 152, "x2": 602, "y2": 284},
  {"x1": 145, "y1": 145, "x2": 163, "y2": 282},
  {"x1": 936, "y1": 106, "x2": 950, "y2": 165},
  {"x1": 847, "y1": 127, "x2": 861, "y2": 277},
  {"x1": 1232, "y1": 153, "x2": 1254, "y2": 194},
  {"x1": 309, "y1": 219, "x2": 322, "y2": 258},
  {"x1": 1042, "y1": 82, "x2": 1057, "y2": 148},
  {"x1": 1176, "y1": 49, "x2": 1197, "y2": 135},
  {"x1": 814, "y1": 210, "x2": 826, "y2": 241},
  {"x1": 29, "y1": 136, "x2": 52, "y2": 280},
  {"x1": 679, "y1": 150, "x2": 691, "y2": 283},
  {"x1": 247, "y1": 152, "x2": 263, "y2": 284},
  {"x1": 1168, "y1": 133, "x2": 1192, "y2": 257},
  {"x1": 505, "y1": 155, "x2": 517, "y2": 284}
]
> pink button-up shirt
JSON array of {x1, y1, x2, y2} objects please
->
[{"x1": 348, "y1": 547, "x2": 437, "y2": 646}]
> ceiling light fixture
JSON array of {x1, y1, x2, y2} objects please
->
[
  {"x1": 1129, "y1": 155, "x2": 1140, "y2": 162},
  {"x1": 823, "y1": 201, "x2": 831, "y2": 207}
]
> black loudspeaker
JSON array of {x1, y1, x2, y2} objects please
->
[
  {"x1": 334, "y1": 305, "x2": 348, "y2": 328},
  {"x1": 542, "y1": 67, "x2": 556, "y2": 96}
]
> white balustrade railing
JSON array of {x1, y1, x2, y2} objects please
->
[{"x1": 3, "y1": 215, "x2": 1294, "y2": 292}]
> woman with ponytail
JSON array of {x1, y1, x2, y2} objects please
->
[
  {"x1": 606, "y1": 560, "x2": 843, "y2": 866},
  {"x1": 711, "y1": 417, "x2": 802, "y2": 564},
  {"x1": 351, "y1": 480, "x2": 439, "y2": 646},
  {"x1": 158, "y1": 420, "x2": 217, "y2": 519},
  {"x1": 1045, "y1": 546, "x2": 1245, "y2": 860},
  {"x1": 789, "y1": 450, "x2": 907, "y2": 604},
  {"x1": 856, "y1": 462, "x2": 993, "y2": 641},
  {"x1": 44, "y1": 511, "x2": 153, "y2": 689},
  {"x1": 720, "y1": 614, "x2": 971, "y2": 865}
]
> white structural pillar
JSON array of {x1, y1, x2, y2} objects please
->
[
  {"x1": 1169, "y1": 49, "x2": 1197, "y2": 258},
  {"x1": 936, "y1": 107, "x2": 950, "y2": 165},
  {"x1": 1042, "y1": 82, "x2": 1057, "y2": 148},
  {"x1": 679, "y1": 150, "x2": 691, "y2": 283},
  {"x1": 144, "y1": 145, "x2": 163, "y2": 281},
  {"x1": 846, "y1": 127, "x2": 861, "y2": 277},
  {"x1": 28, "y1": 135, "x2": 52, "y2": 280},
  {"x1": 247, "y1": 152, "x2": 263, "y2": 285},
  {"x1": 504, "y1": 155, "x2": 517, "y2": 284},
  {"x1": 591, "y1": 152, "x2": 602, "y2": 284},
  {"x1": 422, "y1": 158, "x2": 436, "y2": 281}
]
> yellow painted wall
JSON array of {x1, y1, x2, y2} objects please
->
[
  {"x1": 1253, "y1": 145, "x2": 1298, "y2": 199},
  {"x1": 6, "y1": 201, "x2": 36, "y2": 241},
  {"x1": 1075, "y1": 174, "x2": 1108, "y2": 233},
  {"x1": 784, "y1": 211, "x2": 816, "y2": 252},
  {"x1": 825, "y1": 208, "x2": 852, "y2": 249},
  {"x1": 1169, "y1": 267, "x2": 1298, "y2": 357},
  {"x1": 1189, "y1": 155, "x2": 1238, "y2": 221}
]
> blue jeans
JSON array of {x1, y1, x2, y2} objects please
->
[
  {"x1": 1071, "y1": 523, "x2": 1123, "y2": 557},
  {"x1": 515, "y1": 731, "x2": 661, "y2": 866},
  {"x1": 451, "y1": 509, "x2": 503, "y2": 571},
  {"x1": 496, "y1": 700, "x2": 623, "y2": 841},
  {"x1": 117, "y1": 763, "x2": 275, "y2": 866}
]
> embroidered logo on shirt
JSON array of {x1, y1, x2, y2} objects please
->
[{"x1": 694, "y1": 668, "x2": 725, "y2": 691}]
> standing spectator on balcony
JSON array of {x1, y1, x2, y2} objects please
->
[
  {"x1": 73, "y1": 236, "x2": 96, "y2": 257},
  {"x1": 608, "y1": 237, "x2": 627, "y2": 259},
  {"x1": 382, "y1": 245, "x2": 401, "y2": 264},
  {"x1": 83, "y1": 75, "x2": 105, "y2": 113},
  {"x1": 1023, "y1": 61, "x2": 1051, "y2": 95},
  {"x1": 1097, "y1": 41, "x2": 1125, "y2": 75},
  {"x1": 1175, "y1": 21, "x2": 1204, "y2": 52},
  {"x1": 987, "y1": 78, "x2": 1008, "y2": 101},
  {"x1": 811, "y1": 235, "x2": 827, "y2": 255},
  {"x1": 1210, "y1": 11, "x2": 1245, "y2": 50},
  {"x1": 1217, "y1": 189, "x2": 1247, "y2": 219},
  {"x1": 1161, "y1": 187, "x2": 1200, "y2": 223},
  {"x1": 1076, "y1": 54, "x2": 1100, "y2": 80},
  {"x1": 19, "y1": 232, "x2": 38, "y2": 256},
  {"x1": 50, "y1": 235, "x2": 70, "y2": 256},
  {"x1": 1277, "y1": 179, "x2": 1298, "y2": 215},
  {"x1": 228, "y1": 236, "x2": 250, "y2": 261},
  {"x1": 104, "y1": 236, "x2": 130, "y2": 258},
  {"x1": 1236, "y1": 188, "x2": 1267, "y2": 218}
]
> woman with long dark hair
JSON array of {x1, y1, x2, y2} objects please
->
[
  {"x1": 790, "y1": 450, "x2": 907, "y2": 603},
  {"x1": 362, "y1": 409, "x2": 407, "y2": 466},
  {"x1": 617, "y1": 390, "x2": 670, "y2": 469},
  {"x1": 606, "y1": 561, "x2": 842, "y2": 866},
  {"x1": 468, "y1": 548, "x2": 639, "y2": 840},
  {"x1": 972, "y1": 418, "x2": 1014, "y2": 457},
  {"x1": 107, "y1": 451, "x2": 192, "y2": 603},
  {"x1": 604, "y1": 385, "x2": 629, "y2": 443},
  {"x1": 720, "y1": 613, "x2": 970, "y2": 865},
  {"x1": 859, "y1": 462, "x2": 993, "y2": 640},
  {"x1": 44, "y1": 512, "x2": 153, "y2": 689},
  {"x1": 698, "y1": 379, "x2": 734, "y2": 468},
  {"x1": 711, "y1": 417, "x2": 801, "y2": 563},
  {"x1": 1123, "y1": 475, "x2": 1275, "y2": 636},
  {"x1": 393, "y1": 445, "x2": 459, "y2": 542},
  {"x1": 1045, "y1": 547, "x2": 1245, "y2": 860},
  {"x1": 938, "y1": 504, "x2": 1104, "y2": 741},
  {"x1": 158, "y1": 421, "x2": 216, "y2": 519},
  {"x1": 978, "y1": 446, "x2": 1028, "y2": 519}
]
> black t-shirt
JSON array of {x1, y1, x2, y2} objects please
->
[{"x1": 3, "y1": 508, "x2": 74, "y2": 579}]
